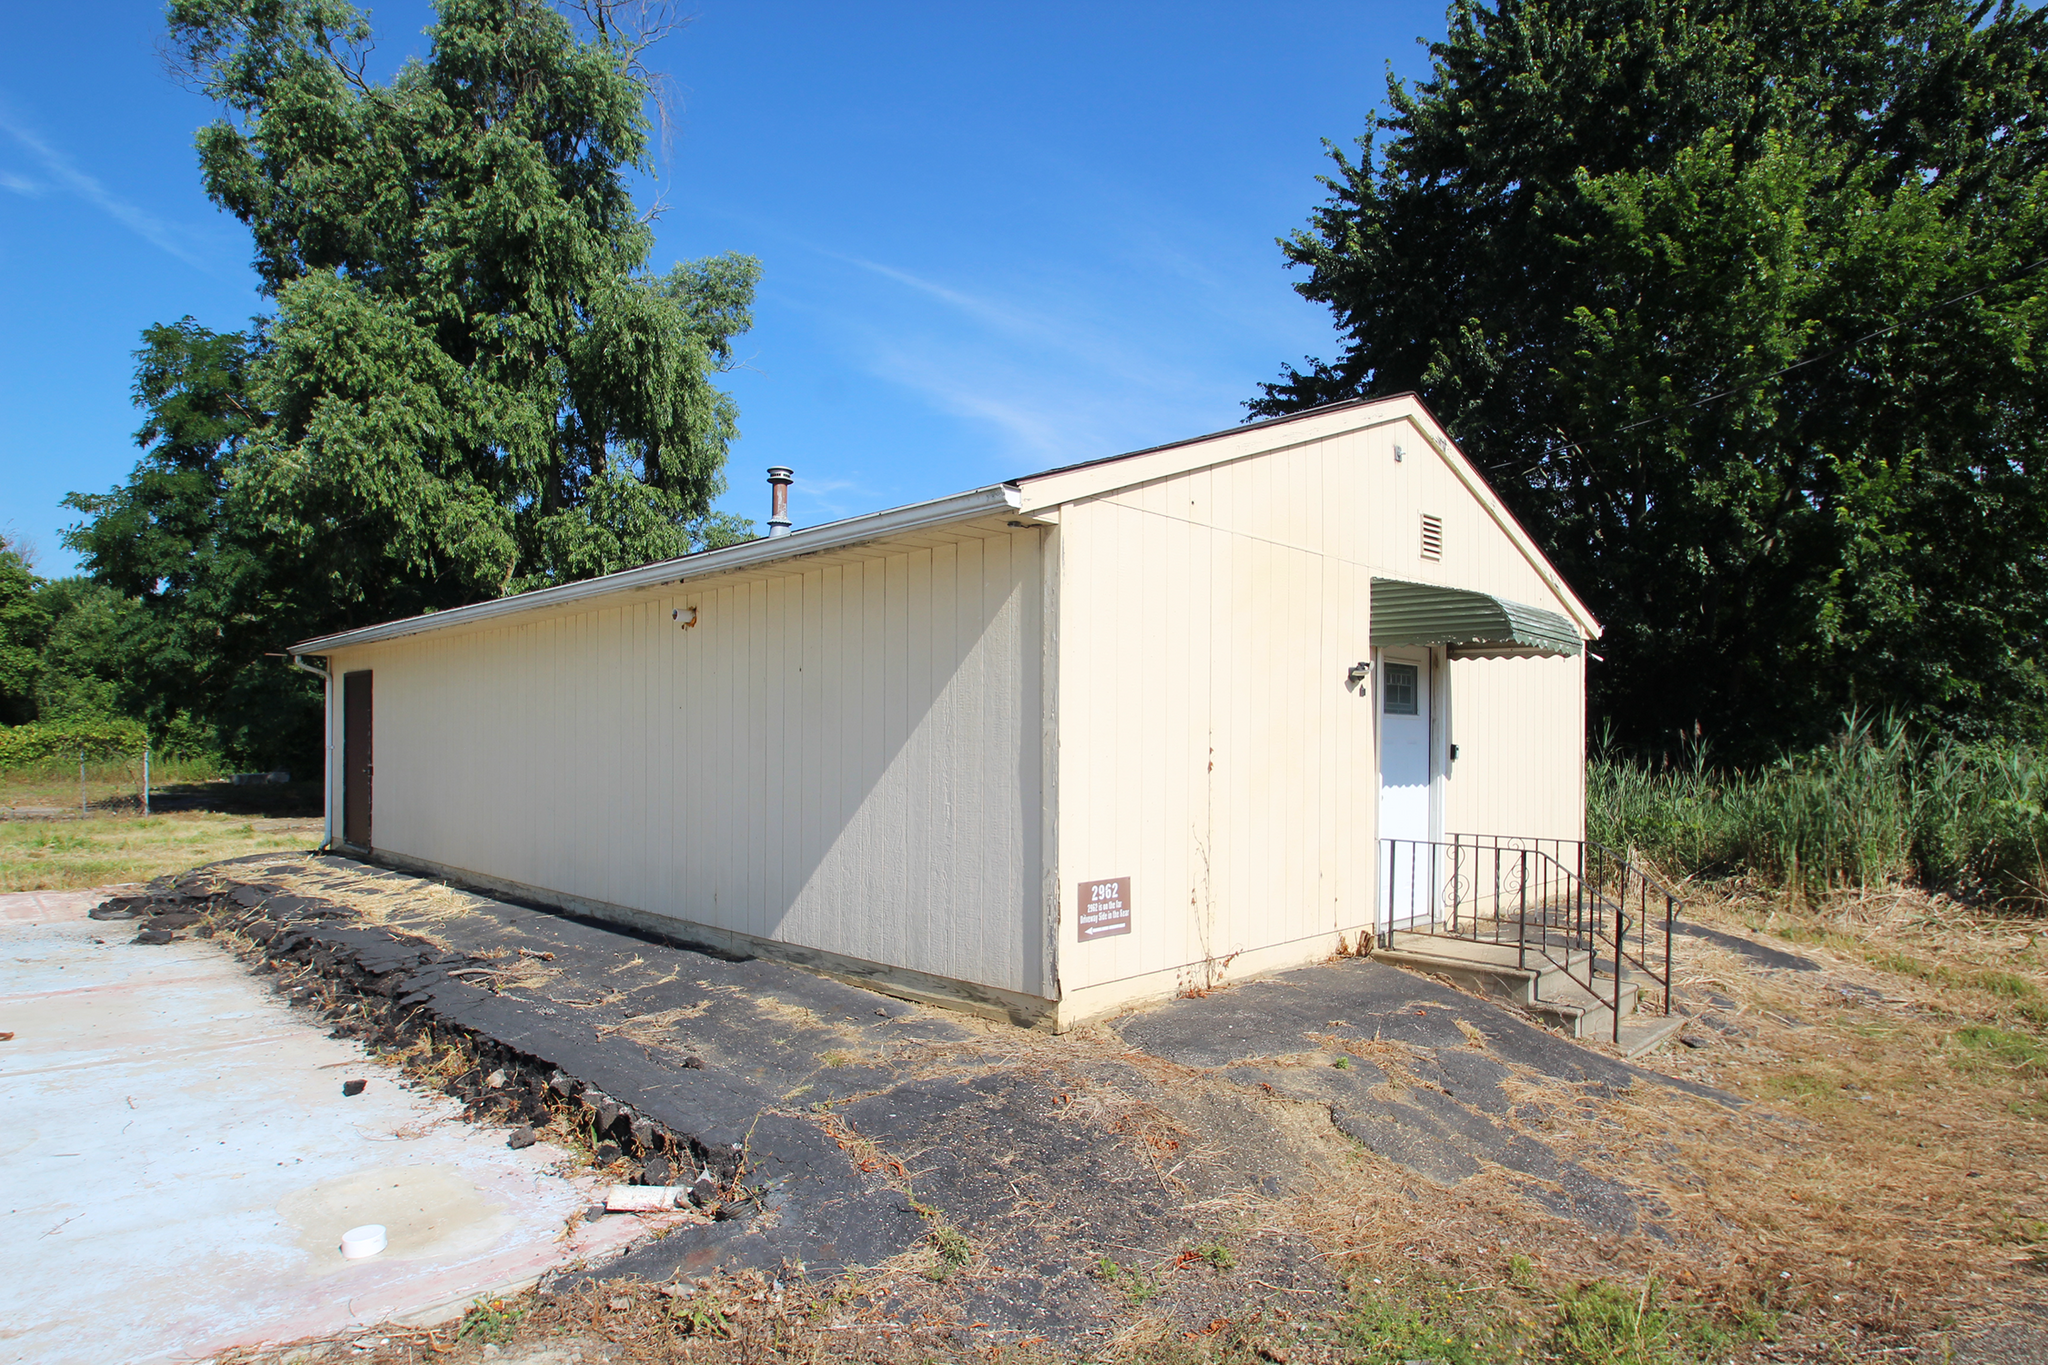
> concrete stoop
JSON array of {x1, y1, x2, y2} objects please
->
[{"x1": 1374, "y1": 931, "x2": 1680, "y2": 1058}]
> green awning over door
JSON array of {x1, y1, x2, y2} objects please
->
[{"x1": 1370, "y1": 578, "x2": 1582, "y2": 659}]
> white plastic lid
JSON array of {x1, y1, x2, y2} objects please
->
[{"x1": 340, "y1": 1224, "x2": 388, "y2": 1259}]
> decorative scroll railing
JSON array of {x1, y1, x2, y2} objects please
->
[{"x1": 1376, "y1": 833, "x2": 1677, "y2": 1044}]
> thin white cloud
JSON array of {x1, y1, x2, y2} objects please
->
[
  {"x1": 851, "y1": 332, "x2": 1120, "y2": 468},
  {"x1": 717, "y1": 211, "x2": 1301, "y2": 473},
  {"x1": 834, "y1": 251, "x2": 1188, "y2": 392},
  {"x1": 0, "y1": 170, "x2": 41, "y2": 197},
  {"x1": 842, "y1": 255, "x2": 1032, "y2": 335},
  {"x1": 762, "y1": 265, "x2": 1247, "y2": 477},
  {"x1": 0, "y1": 114, "x2": 206, "y2": 266},
  {"x1": 715, "y1": 469, "x2": 875, "y2": 530}
]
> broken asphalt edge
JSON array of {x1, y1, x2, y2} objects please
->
[{"x1": 90, "y1": 857, "x2": 800, "y2": 1291}]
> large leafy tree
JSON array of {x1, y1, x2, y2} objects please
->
[
  {"x1": 32, "y1": 580, "x2": 146, "y2": 724},
  {"x1": 67, "y1": 0, "x2": 757, "y2": 767},
  {"x1": 1256, "y1": 0, "x2": 2048, "y2": 760},
  {"x1": 0, "y1": 538, "x2": 50, "y2": 727}
]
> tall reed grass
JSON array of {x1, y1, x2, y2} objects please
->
[{"x1": 1589, "y1": 715, "x2": 2048, "y2": 911}]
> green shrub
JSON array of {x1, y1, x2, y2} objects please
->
[{"x1": 0, "y1": 717, "x2": 149, "y2": 769}]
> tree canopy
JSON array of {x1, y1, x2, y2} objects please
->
[
  {"x1": 1257, "y1": 0, "x2": 2048, "y2": 760},
  {"x1": 0, "y1": 539, "x2": 50, "y2": 727},
  {"x1": 63, "y1": 0, "x2": 757, "y2": 767},
  {"x1": 0, "y1": 538, "x2": 168, "y2": 748}
]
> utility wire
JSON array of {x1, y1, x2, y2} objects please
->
[{"x1": 1610, "y1": 255, "x2": 2047, "y2": 436}]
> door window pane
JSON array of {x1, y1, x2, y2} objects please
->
[{"x1": 1384, "y1": 662, "x2": 1419, "y2": 715}]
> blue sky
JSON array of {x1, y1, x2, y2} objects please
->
[{"x1": 0, "y1": 1, "x2": 1449, "y2": 574}]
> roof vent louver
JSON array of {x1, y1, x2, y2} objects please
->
[{"x1": 1420, "y1": 513, "x2": 1443, "y2": 561}]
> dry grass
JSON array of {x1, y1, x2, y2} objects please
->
[
  {"x1": 596, "y1": 1004, "x2": 715, "y2": 1040},
  {"x1": 1263, "y1": 883, "x2": 2048, "y2": 1357},
  {"x1": 1621, "y1": 888, "x2": 2048, "y2": 1301},
  {"x1": 0, "y1": 812, "x2": 321, "y2": 890},
  {"x1": 251, "y1": 859, "x2": 507, "y2": 952},
  {"x1": 213, "y1": 1267, "x2": 1085, "y2": 1365}
]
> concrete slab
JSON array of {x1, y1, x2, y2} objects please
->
[{"x1": 0, "y1": 888, "x2": 659, "y2": 1365}]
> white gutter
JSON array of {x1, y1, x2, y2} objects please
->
[{"x1": 289, "y1": 482, "x2": 1025, "y2": 655}]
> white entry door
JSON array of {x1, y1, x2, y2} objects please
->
[{"x1": 1377, "y1": 649, "x2": 1436, "y2": 930}]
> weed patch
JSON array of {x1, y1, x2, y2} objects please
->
[
  {"x1": 1092, "y1": 1255, "x2": 1162, "y2": 1307},
  {"x1": 924, "y1": 1224, "x2": 972, "y2": 1282},
  {"x1": 1331, "y1": 1277, "x2": 1768, "y2": 1365},
  {"x1": 1544, "y1": 1280, "x2": 1765, "y2": 1365},
  {"x1": 1972, "y1": 970, "x2": 2041, "y2": 1002},
  {"x1": 1954, "y1": 1025, "x2": 2048, "y2": 1072},
  {"x1": 1756, "y1": 1070, "x2": 1832, "y2": 1104},
  {"x1": 455, "y1": 1296, "x2": 525, "y2": 1344},
  {"x1": 1334, "y1": 1281, "x2": 1516, "y2": 1364}
]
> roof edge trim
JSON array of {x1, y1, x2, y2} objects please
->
[
  {"x1": 291, "y1": 483, "x2": 1024, "y2": 655},
  {"x1": 1011, "y1": 392, "x2": 1414, "y2": 486},
  {"x1": 1007, "y1": 394, "x2": 1600, "y2": 639}
]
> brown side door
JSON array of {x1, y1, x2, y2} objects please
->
[{"x1": 342, "y1": 670, "x2": 373, "y2": 848}]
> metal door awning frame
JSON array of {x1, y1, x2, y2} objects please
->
[{"x1": 1370, "y1": 578, "x2": 1582, "y2": 659}]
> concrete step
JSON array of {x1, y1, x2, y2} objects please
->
[
  {"x1": 1615, "y1": 1013, "x2": 1684, "y2": 1059},
  {"x1": 1374, "y1": 932, "x2": 1657, "y2": 1042},
  {"x1": 1522, "y1": 973, "x2": 1644, "y2": 1039},
  {"x1": 1374, "y1": 930, "x2": 1674, "y2": 1050},
  {"x1": 1375, "y1": 932, "x2": 1594, "y2": 1009}
]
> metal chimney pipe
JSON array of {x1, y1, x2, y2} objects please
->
[{"x1": 766, "y1": 466, "x2": 793, "y2": 538}]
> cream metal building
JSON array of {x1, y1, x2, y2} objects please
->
[{"x1": 292, "y1": 394, "x2": 1599, "y2": 1029}]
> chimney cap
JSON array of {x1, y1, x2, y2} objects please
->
[{"x1": 766, "y1": 465, "x2": 794, "y2": 482}]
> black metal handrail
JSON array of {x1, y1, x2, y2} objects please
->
[{"x1": 1376, "y1": 833, "x2": 1677, "y2": 1044}]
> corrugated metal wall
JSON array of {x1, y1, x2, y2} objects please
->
[
  {"x1": 1044, "y1": 414, "x2": 1587, "y2": 1017},
  {"x1": 329, "y1": 527, "x2": 1047, "y2": 998}
]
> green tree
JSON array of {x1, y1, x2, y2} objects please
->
[
  {"x1": 32, "y1": 579, "x2": 144, "y2": 723},
  {"x1": 0, "y1": 537, "x2": 50, "y2": 726},
  {"x1": 68, "y1": 318, "x2": 324, "y2": 768},
  {"x1": 1257, "y1": 0, "x2": 2048, "y2": 760},
  {"x1": 66, "y1": 0, "x2": 757, "y2": 767}
]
